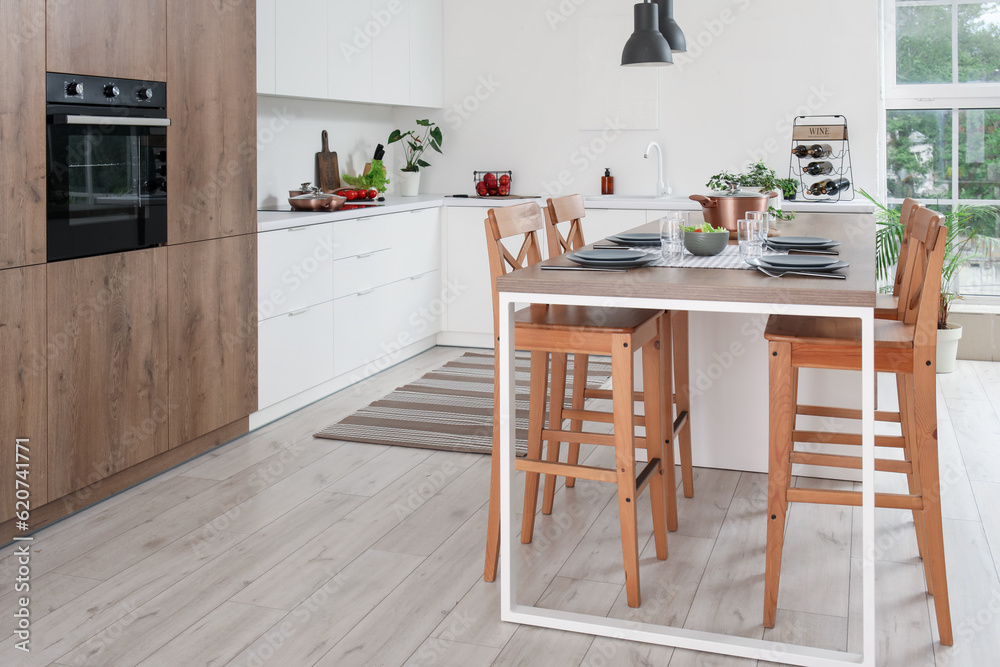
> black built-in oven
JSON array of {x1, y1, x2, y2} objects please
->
[{"x1": 45, "y1": 72, "x2": 170, "y2": 262}]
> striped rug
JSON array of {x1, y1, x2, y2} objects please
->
[{"x1": 314, "y1": 350, "x2": 612, "y2": 456}]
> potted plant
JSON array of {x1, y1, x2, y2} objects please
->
[
  {"x1": 777, "y1": 177, "x2": 798, "y2": 201},
  {"x1": 387, "y1": 119, "x2": 443, "y2": 196},
  {"x1": 862, "y1": 189, "x2": 995, "y2": 373},
  {"x1": 706, "y1": 160, "x2": 794, "y2": 221}
]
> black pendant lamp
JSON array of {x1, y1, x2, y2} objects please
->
[
  {"x1": 621, "y1": 0, "x2": 672, "y2": 67},
  {"x1": 655, "y1": 0, "x2": 686, "y2": 52}
]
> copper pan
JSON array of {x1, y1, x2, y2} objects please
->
[{"x1": 689, "y1": 191, "x2": 777, "y2": 231}]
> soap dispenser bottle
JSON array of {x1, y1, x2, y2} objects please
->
[{"x1": 601, "y1": 168, "x2": 614, "y2": 195}]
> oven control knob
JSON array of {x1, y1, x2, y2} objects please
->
[
  {"x1": 136, "y1": 87, "x2": 154, "y2": 101},
  {"x1": 66, "y1": 82, "x2": 84, "y2": 96},
  {"x1": 103, "y1": 84, "x2": 120, "y2": 98}
]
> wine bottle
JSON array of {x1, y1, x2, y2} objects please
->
[
  {"x1": 807, "y1": 180, "x2": 831, "y2": 196},
  {"x1": 807, "y1": 143, "x2": 833, "y2": 158},
  {"x1": 791, "y1": 145, "x2": 810, "y2": 158},
  {"x1": 823, "y1": 177, "x2": 851, "y2": 195},
  {"x1": 802, "y1": 161, "x2": 833, "y2": 176}
]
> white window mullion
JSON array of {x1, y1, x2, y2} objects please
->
[
  {"x1": 952, "y1": 0, "x2": 959, "y2": 84},
  {"x1": 952, "y1": 107, "x2": 960, "y2": 204}
]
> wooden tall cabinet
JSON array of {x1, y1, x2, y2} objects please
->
[
  {"x1": 46, "y1": 0, "x2": 167, "y2": 81},
  {"x1": 46, "y1": 249, "x2": 169, "y2": 499},
  {"x1": 168, "y1": 234, "x2": 257, "y2": 449},
  {"x1": 167, "y1": 0, "x2": 256, "y2": 244},
  {"x1": 0, "y1": 0, "x2": 46, "y2": 269},
  {"x1": 0, "y1": 267, "x2": 48, "y2": 522}
]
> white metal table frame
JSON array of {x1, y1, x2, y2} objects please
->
[{"x1": 496, "y1": 291, "x2": 876, "y2": 667}]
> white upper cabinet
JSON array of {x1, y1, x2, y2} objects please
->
[
  {"x1": 257, "y1": 0, "x2": 276, "y2": 94},
  {"x1": 274, "y1": 0, "x2": 329, "y2": 99},
  {"x1": 260, "y1": 0, "x2": 442, "y2": 107},
  {"x1": 328, "y1": 0, "x2": 372, "y2": 103},
  {"x1": 409, "y1": 0, "x2": 442, "y2": 108},
  {"x1": 371, "y1": 0, "x2": 410, "y2": 105}
]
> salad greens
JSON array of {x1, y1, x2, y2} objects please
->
[
  {"x1": 342, "y1": 159, "x2": 390, "y2": 193},
  {"x1": 680, "y1": 222, "x2": 727, "y2": 233}
]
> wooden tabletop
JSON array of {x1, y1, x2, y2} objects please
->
[{"x1": 497, "y1": 212, "x2": 876, "y2": 308}]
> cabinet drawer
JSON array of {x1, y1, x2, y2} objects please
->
[
  {"x1": 333, "y1": 214, "x2": 393, "y2": 260},
  {"x1": 333, "y1": 247, "x2": 393, "y2": 299},
  {"x1": 258, "y1": 300, "x2": 334, "y2": 409},
  {"x1": 386, "y1": 208, "x2": 441, "y2": 278},
  {"x1": 258, "y1": 223, "x2": 334, "y2": 320},
  {"x1": 333, "y1": 270, "x2": 441, "y2": 377}
]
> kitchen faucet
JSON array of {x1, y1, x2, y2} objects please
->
[{"x1": 644, "y1": 141, "x2": 671, "y2": 197}]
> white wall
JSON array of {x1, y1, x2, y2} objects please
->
[
  {"x1": 256, "y1": 96, "x2": 400, "y2": 208},
  {"x1": 414, "y1": 0, "x2": 880, "y2": 199},
  {"x1": 257, "y1": 1, "x2": 880, "y2": 203}
]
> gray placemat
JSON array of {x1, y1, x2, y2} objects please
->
[{"x1": 631, "y1": 244, "x2": 786, "y2": 270}]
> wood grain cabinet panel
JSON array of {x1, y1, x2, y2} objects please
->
[
  {"x1": 0, "y1": 0, "x2": 46, "y2": 269},
  {"x1": 46, "y1": 0, "x2": 167, "y2": 80},
  {"x1": 167, "y1": 0, "x2": 256, "y2": 244},
  {"x1": 168, "y1": 235, "x2": 257, "y2": 448},
  {"x1": 0, "y1": 266, "x2": 48, "y2": 522},
  {"x1": 46, "y1": 249, "x2": 169, "y2": 499}
]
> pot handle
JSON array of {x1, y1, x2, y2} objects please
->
[{"x1": 689, "y1": 194, "x2": 717, "y2": 208}]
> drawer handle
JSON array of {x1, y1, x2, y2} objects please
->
[
  {"x1": 288, "y1": 307, "x2": 311, "y2": 316},
  {"x1": 410, "y1": 274, "x2": 426, "y2": 281},
  {"x1": 356, "y1": 252, "x2": 374, "y2": 259},
  {"x1": 287, "y1": 226, "x2": 312, "y2": 232},
  {"x1": 356, "y1": 289, "x2": 374, "y2": 296}
]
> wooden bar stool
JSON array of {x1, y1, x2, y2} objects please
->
[
  {"x1": 482, "y1": 202, "x2": 670, "y2": 607},
  {"x1": 875, "y1": 198, "x2": 920, "y2": 320},
  {"x1": 762, "y1": 203, "x2": 953, "y2": 645},
  {"x1": 542, "y1": 195, "x2": 694, "y2": 519}
]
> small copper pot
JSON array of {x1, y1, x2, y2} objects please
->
[
  {"x1": 288, "y1": 193, "x2": 346, "y2": 211},
  {"x1": 689, "y1": 191, "x2": 777, "y2": 231}
]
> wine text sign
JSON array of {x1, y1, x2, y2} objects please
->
[{"x1": 792, "y1": 124, "x2": 848, "y2": 141}]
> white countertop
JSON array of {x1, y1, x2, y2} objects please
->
[{"x1": 257, "y1": 193, "x2": 872, "y2": 232}]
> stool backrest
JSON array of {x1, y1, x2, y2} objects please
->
[
  {"x1": 896, "y1": 204, "x2": 948, "y2": 351},
  {"x1": 889, "y1": 198, "x2": 920, "y2": 297},
  {"x1": 545, "y1": 195, "x2": 587, "y2": 257},
  {"x1": 485, "y1": 202, "x2": 546, "y2": 337}
]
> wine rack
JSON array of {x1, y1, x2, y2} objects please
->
[{"x1": 788, "y1": 115, "x2": 854, "y2": 202}]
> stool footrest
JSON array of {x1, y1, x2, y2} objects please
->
[
  {"x1": 789, "y1": 451, "x2": 913, "y2": 474},
  {"x1": 786, "y1": 487, "x2": 922, "y2": 510},
  {"x1": 561, "y1": 408, "x2": 646, "y2": 428},
  {"x1": 515, "y1": 458, "x2": 618, "y2": 484},
  {"x1": 792, "y1": 430, "x2": 906, "y2": 448},
  {"x1": 673, "y1": 410, "x2": 689, "y2": 438},
  {"x1": 635, "y1": 458, "x2": 660, "y2": 495},
  {"x1": 797, "y1": 404, "x2": 902, "y2": 423}
]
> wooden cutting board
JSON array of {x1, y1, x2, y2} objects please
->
[{"x1": 316, "y1": 130, "x2": 340, "y2": 191}]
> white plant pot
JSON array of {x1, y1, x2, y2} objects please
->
[
  {"x1": 936, "y1": 322, "x2": 963, "y2": 374},
  {"x1": 397, "y1": 170, "x2": 421, "y2": 197}
]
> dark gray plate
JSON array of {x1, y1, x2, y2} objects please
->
[
  {"x1": 766, "y1": 236, "x2": 836, "y2": 246},
  {"x1": 608, "y1": 233, "x2": 661, "y2": 247},
  {"x1": 758, "y1": 255, "x2": 843, "y2": 270},
  {"x1": 748, "y1": 257, "x2": 849, "y2": 271},
  {"x1": 572, "y1": 249, "x2": 649, "y2": 262}
]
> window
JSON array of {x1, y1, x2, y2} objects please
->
[{"x1": 884, "y1": 1, "x2": 1000, "y2": 297}]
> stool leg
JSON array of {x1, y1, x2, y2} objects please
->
[
  {"x1": 612, "y1": 334, "x2": 641, "y2": 607},
  {"x1": 899, "y1": 373, "x2": 931, "y2": 592},
  {"x1": 565, "y1": 353, "x2": 589, "y2": 488},
  {"x1": 912, "y1": 363, "x2": 953, "y2": 645},
  {"x1": 658, "y1": 314, "x2": 679, "y2": 531},
  {"x1": 521, "y1": 351, "x2": 550, "y2": 544},
  {"x1": 671, "y1": 310, "x2": 694, "y2": 498},
  {"x1": 642, "y1": 326, "x2": 669, "y2": 560},
  {"x1": 484, "y1": 341, "x2": 502, "y2": 581},
  {"x1": 764, "y1": 340, "x2": 795, "y2": 628},
  {"x1": 543, "y1": 352, "x2": 568, "y2": 514}
]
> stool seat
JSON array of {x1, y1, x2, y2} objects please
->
[
  {"x1": 874, "y1": 292, "x2": 899, "y2": 320},
  {"x1": 764, "y1": 315, "x2": 915, "y2": 350},
  {"x1": 515, "y1": 304, "x2": 662, "y2": 333}
]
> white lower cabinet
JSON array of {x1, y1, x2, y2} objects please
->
[
  {"x1": 333, "y1": 270, "x2": 441, "y2": 379},
  {"x1": 258, "y1": 300, "x2": 335, "y2": 409},
  {"x1": 257, "y1": 222, "x2": 334, "y2": 320}
]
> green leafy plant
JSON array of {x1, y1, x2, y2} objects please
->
[
  {"x1": 387, "y1": 119, "x2": 443, "y2": 172},
  {"x1": 705, "y1": 160, "x2": 794, "y2": 221},
  {"x1": 342, "y1": 159, "x2": 390, "y2": 193},
  {"x1": 861, "y1": 188, "x2": 998, "y2": 328},
  {"x1": 777, "y1": 177, "x2": 799, "y2": 199},
  {"x1": 681, "y1": 222, "x2": 727, "y2": 233}
]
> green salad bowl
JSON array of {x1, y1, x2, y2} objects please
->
[{"x1": 683, "y1": 230, "x2": 728, "y2": 256}]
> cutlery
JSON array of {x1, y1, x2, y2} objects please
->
[
  {"x1": 778, "y1": 247, "x2": 840, "y2": 256},
  {"x1": 756, "y1": 266, "x2": 846, "y2": 279},
  {"x1": 594, "y1": 244, "x2": 638, "y2": 249},
  {"x1": 541, "y1": 265, "x2": 629, "y2": 272}
]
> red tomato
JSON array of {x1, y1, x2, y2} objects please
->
[
  {"x1": 344, "y1": 190, "x2": 357, "y2": 200},
  {"x1": 367, "y1": 189, "x2": 378, "y2": 199},
  {"x1": 498, "y1": 174, "x2": 511, "y2": 186}
]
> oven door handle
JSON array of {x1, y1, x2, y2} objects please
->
[{"x1": 52, "y1": 115, "x2": 172, "y2": 127}]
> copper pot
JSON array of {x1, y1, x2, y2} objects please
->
[
  {"x1": 288, "y1": 193, "x2": 346, "y2": 212},
  {"x1": 689, "y1": 191, "x2": 777, "y2": 231}
]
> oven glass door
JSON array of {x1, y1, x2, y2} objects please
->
[{"x1": 47, "y1": 120, "x2": 166, "y2": 261}]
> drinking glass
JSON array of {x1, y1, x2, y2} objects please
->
[
  {"x1": 745, "y1": 210, "x2": 767, "y2": 244},
  {"x1": 659, "y1": 212, "x2": 684, "y2": 261},
  {"x1": 737, "y1": 218, "x2": 762, "y2": 260}
]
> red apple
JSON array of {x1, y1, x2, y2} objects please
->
[{"x1": 498, "y1": 174, "x2": 511, "y2": 186}]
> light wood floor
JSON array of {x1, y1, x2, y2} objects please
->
[{"x1": 2, "y1": 346, "x2": 999, "y2": 667}]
